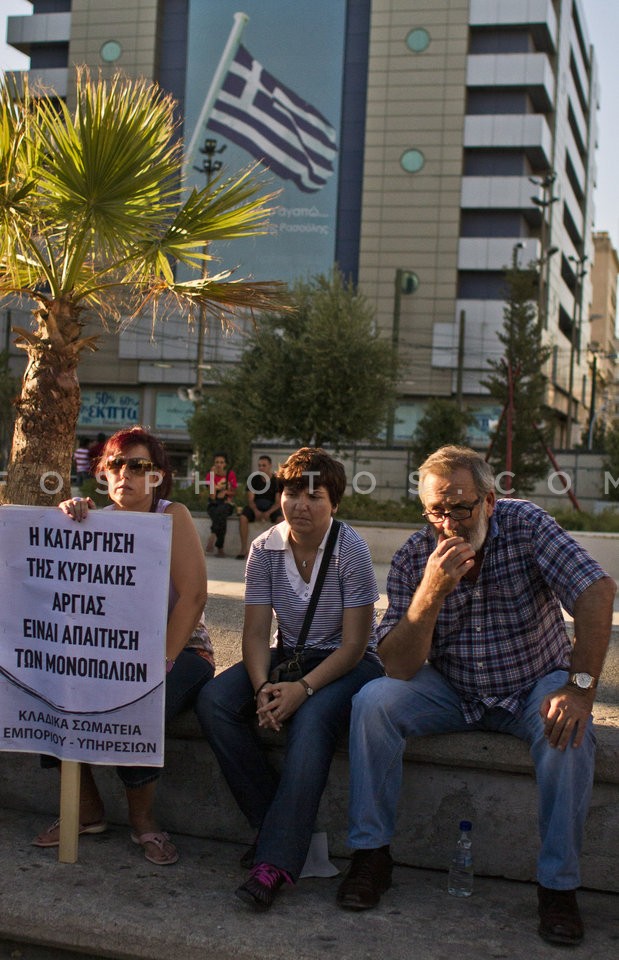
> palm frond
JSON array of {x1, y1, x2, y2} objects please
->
[
  {"x1": 0, "y1": 68, "x2": 289, "y2": 324},
  {"x1": 128, "y1": 167, "x2": 279, "y2": 278},
  {"x1": 33, "y1": 69, "x2": 180, "y2": 257},
  {"x1": 169, "y1": 275, "x2": 289, "y2": 315}
]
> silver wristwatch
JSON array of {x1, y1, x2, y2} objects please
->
[{"x1": 567, "y1": 672, "x2": 598, "y2": 690}]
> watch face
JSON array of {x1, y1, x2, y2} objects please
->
[{"x1": 574, "y1": 673, "x2": 594, "y2": 688}]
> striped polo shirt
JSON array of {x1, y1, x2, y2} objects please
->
[{"x1": 245, "y1": 518, "x2": 379, "y2": 657}]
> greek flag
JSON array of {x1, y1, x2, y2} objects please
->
[{"x1": 208, "y1": 44, "x2": 338, "y2": 193}]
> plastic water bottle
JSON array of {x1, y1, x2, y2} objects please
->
[{"x1": 447, "y1": 820, "x2": 473, "y2": 897}]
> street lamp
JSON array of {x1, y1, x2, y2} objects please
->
[
  {"x1": 193, "y1": 138, "x2": 226, "y2": 391},
  {"x1": 512, "y1": 241, "x2": 525, "y2": 269},
  {"x1": 386, "y1": 269, "x2": 419, "y2": 446},
  {"x1": 566, "y1": 254, "x2": 587, "y2": 446}
]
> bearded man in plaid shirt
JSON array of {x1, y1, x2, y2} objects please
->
[{"x1": 337, "y1": 446, "x2": 616, "y2": 945}]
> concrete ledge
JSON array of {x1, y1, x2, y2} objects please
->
[
  {"x1": 163, "y1": 707, "x2": 619, "y2": 892},
  {"x1": 2, "y1": 699, "x2": 617, "y2": 893},
  {"x1": 192, "y1": 514, "x2": 619, "y2": 578},
  {"x1": 349, "y1": 523, "x2": 619, "y2": 578}
]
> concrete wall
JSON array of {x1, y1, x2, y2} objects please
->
[{"x1": 193, "y1": 514, "x2": 619, "y2": 580}]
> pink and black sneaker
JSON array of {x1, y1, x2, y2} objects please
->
[{"x1": 235, "y1": 861, "x2": 293, "y2": 910}]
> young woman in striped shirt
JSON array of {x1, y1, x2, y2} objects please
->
[{"x1": 197, "y1": 447, "x2": 383, "y2": 910}]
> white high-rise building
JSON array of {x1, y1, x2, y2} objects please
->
[{"x1": 358, "y1": 0, "x2": 598, "y2": 449}]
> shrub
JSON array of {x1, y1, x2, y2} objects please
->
[
  {"x1": 337, "y1": 493, "x2": 423, "y2": 525},
  {"x1": 551, "y1": 507, "x2": 619, "y2": 533}
]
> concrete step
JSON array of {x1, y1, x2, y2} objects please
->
[
  {"x1": 2, "y1": 807, "x2": 618, "y2": 960},
  {"x1": 1, "y1": 592, "x2": 618, "y2": 894},
  {"x1": 2, "y1": 690, "x2": 617, "y2": 894}
]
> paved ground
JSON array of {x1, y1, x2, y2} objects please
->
[{"x1": 1, "y1": 807, "x2": 618, "y2": 960}]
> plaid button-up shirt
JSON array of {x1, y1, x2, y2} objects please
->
[{"x1": 377, "y1": 499, "x2": 608, "y2": 722}]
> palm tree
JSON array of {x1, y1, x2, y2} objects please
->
[{"x1": 0, "y1": 69, "x2": 286, "y2": 505}]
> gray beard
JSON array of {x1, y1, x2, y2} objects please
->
[{"x1": 433, "y1": 511, "x2": 489, "y2": 555}]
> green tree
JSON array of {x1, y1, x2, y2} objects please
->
[
  {"x1": 481, "y1": 264, "x2": 552, "y2": 495},
  {"x1": 188, "y1": 387, "x2": 254, "y2": 482},
  {"x1": 410, "y1": 398, "x2": 475, "y2": 466},
  {"x1": 0, "y1": 70, "x2": 285, "y2": 505},
  {"x1": 191, "y1": 269, "x2": 398, "y2": 450}
]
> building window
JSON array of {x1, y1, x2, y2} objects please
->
[
  {"x1": 406, "y1": 28, "x2": 430, "y2": 53},
  {"x1": 400, "y1": 149, "x2": 425, "y2": 174}
]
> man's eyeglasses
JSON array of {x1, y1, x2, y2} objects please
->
[
  {"x1": 105, "y1": 456, "x2": 155, "y2": 475},
  {"x1": 422, "y1": 498, "x2": 481, "y2": 523}
]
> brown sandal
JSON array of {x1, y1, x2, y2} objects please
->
[
  {"x1": 130, "y1": 830, "x2": 178, "y2": 865},
  {"x1": 32, "y1": 817, "x2": 107, "y2": 848}
]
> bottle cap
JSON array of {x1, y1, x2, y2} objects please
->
[{"x1": 459, "y1": 820, "x2": 472, "y2": 831}]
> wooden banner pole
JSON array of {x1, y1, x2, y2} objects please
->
[{"x1": 58, "y1": 760, "x2": 81, "y2": 863}]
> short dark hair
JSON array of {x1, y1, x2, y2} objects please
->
[
  {"x1": 257, "y1": 454, "x2": 272, "y2": 464},
  {"x1": 277, "y1": 447, "x2": 346, "y2": 507}
]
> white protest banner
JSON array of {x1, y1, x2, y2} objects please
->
[{"x1": 0, "y1": 505, "x2": 171, "y2": 766}]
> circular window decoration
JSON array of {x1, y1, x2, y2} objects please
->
[
  {"x1": 400, "y1": 149, "x2": 425, "y2": 174},
  {"x1": 406, "y1": 28, "x2": 431, "y2": 53},
  {"x1": 100, "y1": 40, "x2": 122, "y2": 63}
]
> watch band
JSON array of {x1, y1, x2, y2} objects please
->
[{"x1": 299, "y1": 678, "x2": 314, "y2": 696}]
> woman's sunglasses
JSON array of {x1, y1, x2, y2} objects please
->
[{"x1": 105, "y1": 456, "x2": 155, "y2": 475}]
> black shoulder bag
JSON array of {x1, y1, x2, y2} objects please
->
[{"x1": 269, "y1": 519, "x2": 341, "y2": 684}]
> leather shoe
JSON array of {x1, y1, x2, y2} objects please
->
[
  {"x1": 537, "y1": 884, "x2": 584, "y2": 944},
  {"x1": 336, "y1": 847, "x2": 393, "y2": 910},
  {"x1": 240, "y1": 841, "x2": 257, "y2": 868}
]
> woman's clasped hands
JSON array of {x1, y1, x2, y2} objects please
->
[{"x1": 256, "y1": 681, "x2": 307, "y2": 732}]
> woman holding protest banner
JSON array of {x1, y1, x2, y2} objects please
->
[{"x1": 32, "y1": 426, "x2": 213, "y2": 866}]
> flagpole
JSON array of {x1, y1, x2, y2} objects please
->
[{"x1": 182, "y1": 11, "x2": 249, "y2": 178}]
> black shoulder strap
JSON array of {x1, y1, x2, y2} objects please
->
[{"x1": 292, "y1": 519, "x2": 341, "y2": 656}]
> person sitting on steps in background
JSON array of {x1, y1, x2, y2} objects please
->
[
  {"x1": 205, "y1": 452, "x2": 238, "y2": 557},
  {"x1": 236, "y1": 455, "x2": 283, "y2": 559}
]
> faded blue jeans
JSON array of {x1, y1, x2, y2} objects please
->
[
  {"x1": 196, "y1": 649, "x2": 383, "y2": 881},
  {"x1": 347, "y1": 665, "x2": 596, "y2": 890}
]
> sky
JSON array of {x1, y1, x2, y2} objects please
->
[{"x1": 0, "y1": 0, "x2": 617, "y2": 248}]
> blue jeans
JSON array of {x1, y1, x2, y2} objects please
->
[
  {"x1": 347, "y1": 665, "x2": 596, "y2": 890},
  {"x1": 196, "y1": 650, "x2": 384, "y2": 880},
  {"x1": 121, "y1": 647, "x2": 214, "y2": 788}
]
